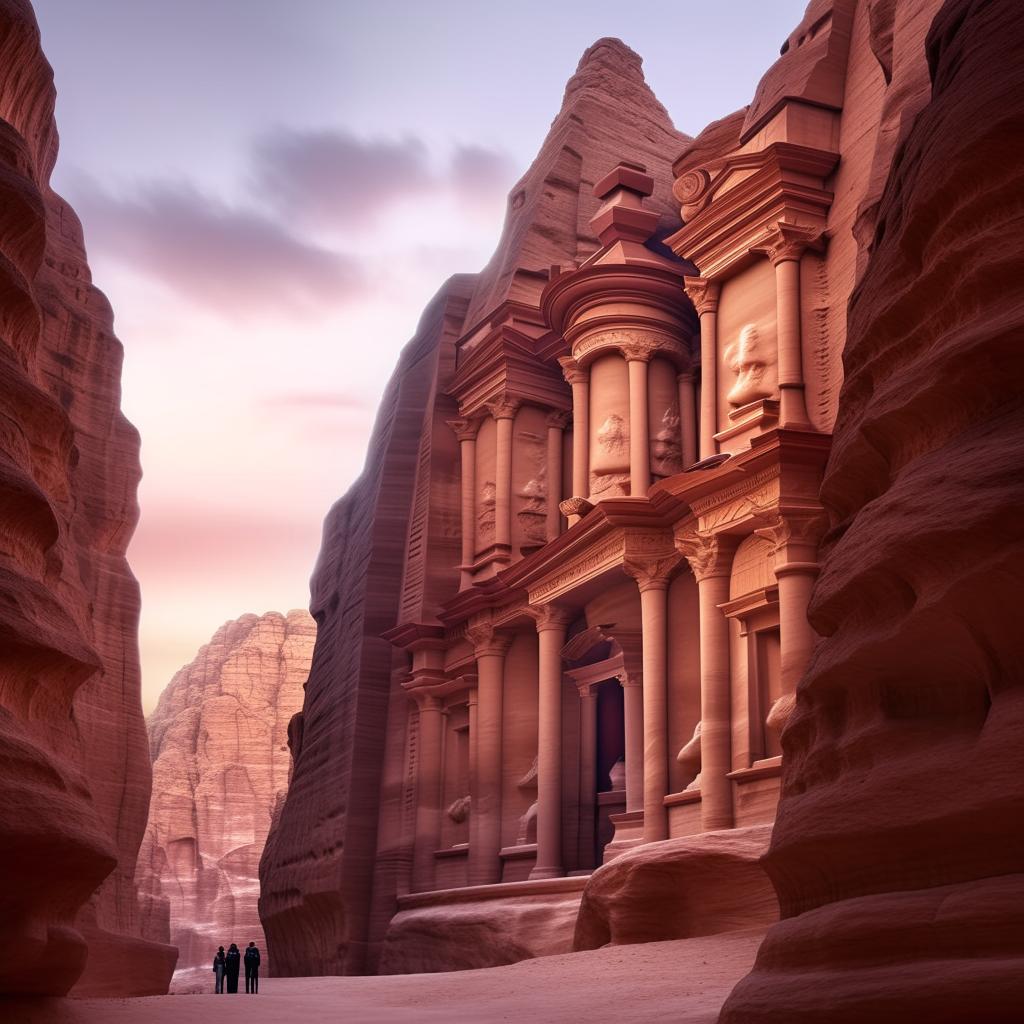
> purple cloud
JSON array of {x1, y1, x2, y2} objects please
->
[
  {"x1": 76, "y1": 180, "x2": 363, "y2": 316},
  {"x1": 251, "y1": 128, "x2": 517, "y2": 227}
]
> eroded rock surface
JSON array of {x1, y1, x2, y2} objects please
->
[
  {"x1": 720, "y1": 1, "x2": 1024, "y2": 1020},
  {"x1": 0, "y1": 0, "x2": 174, "y2": 997},
  {"x1": 575, "y1": 826, "x2": 776, "y2": 950},
  {"x1": 138, "y1": 611, "x2": 314, "y2": 990}
]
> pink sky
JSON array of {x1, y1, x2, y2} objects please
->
[{"x1": 32, "y1": 0, "x2": 806, "y2": 711}]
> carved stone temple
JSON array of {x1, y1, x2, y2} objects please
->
[{"x1": 256, "y1": 1, "x2": 1024, "y2": 1017}]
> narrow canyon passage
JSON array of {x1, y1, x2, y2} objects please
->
[{"x1": 8, "y1": 931, "x2": 764, "y2": 1024}]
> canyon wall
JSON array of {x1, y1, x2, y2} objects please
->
[
  {"x1": 720, "y1": 0, "x2": 1024, "y2": 1020},
  {"x1": 138, "y1": 610, "x2": 314, "y2": 992},
  {"x1": 0, "y1": 0, "x2": 175, "y2": 997}
]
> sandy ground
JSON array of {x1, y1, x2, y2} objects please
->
[{"x1": 4, "y1": 930, "x2": 763, "y2": 1024}]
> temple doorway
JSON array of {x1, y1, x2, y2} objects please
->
[{"x1": 591, "y1": 679, "x2": 625, "y2": 868}]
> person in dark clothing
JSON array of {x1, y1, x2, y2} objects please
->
[
  {"x1": 224, "y1": 943, "x2": 241, "y2": 993},
  {"x1": 212, "y1": 947, "x2": 226, "y2": 994},
  {"x1": 244, "y1": 941, "x2": 261, "y2": 994}
]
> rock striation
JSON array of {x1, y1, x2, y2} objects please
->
[
  {"x1": 0, "y1": 0, "x2": 175, "y2": 997},
  {"x1": 719, "y1": 1, "x2": 1024, "y2": 1020},
  {"x1": 138, "y1": 611, "x2": 314, "y2": 991}
]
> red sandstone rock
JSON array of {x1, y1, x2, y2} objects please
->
[
  {"x1": 379, "y1": 881, "x2": 584, "y2": 974},
  {"x1": 719, "y1": 1, "x2": 1024, "y2": 1020},
  {"x1": 574, "y1": 825, "x2": 776, "y2": 950},
  {"x1": 137, "y1": 611, "x2": 314, "y2": 992},
  {"x1": 0, "y1": 0, "x2": 174, "y2": 997},
  {"x1": 259, "y1": 37, "x2": 685, "y2": 978}
]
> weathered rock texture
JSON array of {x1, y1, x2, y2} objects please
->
[
  {"x1": 574, "y1": 826, "x2": 776, "y2": 950},
  {"x1": 138, "y1": 611, "x2": 314, "y2": 991},
  {"x1": 0, "y1": 0, "x2": 175, "y2": 997},
  {"x1": 259, "y1": 38, "x2": 685, "y2": 977},
  {"x1": 720, "y1": 0, "x2": 1024, "y2": 1020}
]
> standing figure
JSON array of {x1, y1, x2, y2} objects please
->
[
  {"x1": 244, "y1": 941, "x2": 261, "y2": 994},
  {"x1": 212, "y1": 947, "x2": 226, "y2": 994},
  {"x1": 224, "y1": 943, "x2": 241, "y2": 993}
]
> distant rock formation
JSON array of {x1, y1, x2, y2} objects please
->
[
  {"x1": 138, "y1": 611, "x2": 314, "y2": 991},
  {"x1": 0, "y1": 0, "x2": 175, "y2": 997}
]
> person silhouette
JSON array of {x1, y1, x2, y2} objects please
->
[
  {"x1": 224, "y1": 943, "x2": 241, "y2": 993},
  {"x1": 212, "y1": 947, "x2": 226, "y2": 994},
  {"x1": 244, "y1": 941, "x2": 261, "y2": 994}
]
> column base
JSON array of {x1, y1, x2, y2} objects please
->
[{"x1": 528, "y1": 866, "x2": 564, "y2": 881}]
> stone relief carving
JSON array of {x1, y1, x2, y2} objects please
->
[
  {"x1": 651, "y1": 406, "x2": 683, "y2": 478},
  {"x1": 478, "y1": 479, "x2": 496, "y2": 538},
  {"x1": 446, "y1": 795, "x2": 471, "y2": 823},
  {"x1": 765, "y1": 693, "x2": 795, "y2": 742},
  {"x1": 515, "y1": 429, "x2": 548, "y2": 545},
  {"x1": 724, "y1": 322, "x2": 778, "y2": 407},
  {"x1": 677, "y1": 721, "x2": 702, "y2": 790},
  {"x1": 515, "y1": 755, "x2": 539, "y2": 845},
  {"x1": 591, "y1": 412, "x2": 630, "y2": 498}
]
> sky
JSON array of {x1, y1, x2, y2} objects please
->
[{"x1": 32, "y1": 0, "x2": 808, "y2": 712}]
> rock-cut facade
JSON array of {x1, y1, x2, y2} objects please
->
[{"x1": 254, "y1": 2, "x2": 1024, "y2": 1019}]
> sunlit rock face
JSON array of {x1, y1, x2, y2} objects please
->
[
  {"x1": 720, "y1": 0, "x2": 1024, "y2": 1020},
  {"x1": 138, "y1": 611, "x2": 314, "y2": 992},
  {"x1": 0, "y1": 0, "x2": 175, "y2": 997}
]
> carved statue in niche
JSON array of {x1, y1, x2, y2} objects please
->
[
  {"x1": 446, "y1": 795, "x2": 471, "y2": 823},
  {"x1": 724, "y1": 322, "x2": 777, "y2": 407},
  {"x1": 651, "y1": 406, "x2": 682, "y2": 479},
  {"x1": 765, "y1": 693, "x2": 795, "y2": 743},
  {"x1": 515, "y1": 755, "x2": 538, "y2": 845},
  {"x1": 608, "y1": 757, "x2": 626, "y2": 791},
  {"x1": 515, "y1": 429, "x2": 547, "y2": 546},
  {"x1": 590, "y1": 412, "x2": 630, "y2": 498},
  {"x1": 478, "y1": 480, "x2": 496, "y2": 539},
  {"x1": 676, "y1": 721, "x2": 701, "y2": 790}
]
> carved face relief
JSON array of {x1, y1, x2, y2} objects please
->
[
  {"x1": 590, "y1": 413, "x2": 630, "y2": 498},
  {"x1": 724, "y1": 322, "x2": 778, "y2": 407},
  {"x1": 596, "y1": 412, "x2": 628, "y2": 456},
  {"x1": 516, "y1": 474, "x2": 547, "y2": 543}
]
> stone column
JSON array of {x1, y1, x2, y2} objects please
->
[
  {"x1": 763, "y1": 223, "x2": 821, "y2": 430},
  {"x1": 757, "y1": 512, "x2": 826, "y2": 697},
  {"x1": 489, "y1": 399, "x2": 519, "y2": 552},
  {"x1": 545, "y1": 411, "x2": 568, "y2": 541},
  {"x1": 625, "y1": 347, "x2": 651, "y2": 496},
  {"x1": 677, "y1": 372, "x2": 698, "y2": 469},
  {"x1": 531, "y1": 606, "x2": 571, "y2": 879},
  {"x1": 624, "y1": 554, "x2": 681, "y2": 841},
  {"x1": 577, "y1": 686, "x2": 598, "y2": 867},
  {"x1": 559, "y1": 357, "x2": 590, "y2": 523},
  {"x1": 677, "y1": 529, "x2": 737, "y2": 832},
  {"x1": 411, "y1": 693, "x2": 445, "y2": 892},
  {"x1": 467, "y1": 623, "x2": 512, "y2": 885},
  {"x1": 684, "y1": 278, "x2": 721, "y2": 461},
  {"x1": 618, "y1": 674, "x2": 644, "y2": 813},
  {"x1": 447, "y1": 418, "x2": 479, "y2": 589}
]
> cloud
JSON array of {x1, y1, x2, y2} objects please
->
[
  {"x1": 76, "y1": 180, "x2": 363, "y2": 317},
  {"x1": 251, "y1": 128, "x2": 517, "y2": 228}
]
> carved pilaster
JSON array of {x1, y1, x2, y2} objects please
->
[{"x1": 683, "y1": 276, "x2": 721, "y2": 316}]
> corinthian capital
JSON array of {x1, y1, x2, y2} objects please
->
[
  {"x1": 558, "y1": 355, "x2": 588, "y2": 386},
  {"x1": 757, "y1": 221, "x2": 827, "y2": 265},
  {"x1": 622, "y1": 553, "x2": 682, "y2": 592},
  {"x1": 545, "y1": 409, "x2": 571, "y2": 430},
  {"x1": 486, "y1": 396, "x2": 521, "y2": 420},
  {"x1": 466, "y1": 621, "x2": 513, "y2": 657},
  {"x1": 529, "y1": 603, "x2": 574, "y2": 632},
  {"x1": 675, "y1": 528, "x2": 735, "y2": 581},
  {"x1": 754, "y1": 511, "x2": 827, "y2": 553},
  {"x1": 683, "y1": 276, "x2": 720, "y2": 316},
  {"x1": 446, "y1": 417, "x2": 480, "y2": 443}
]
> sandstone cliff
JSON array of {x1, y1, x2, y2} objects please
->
[
  {"x1": 258, "y1": 37, "x2": 685, "y2": 977},
  {"x1": 720, "y1": 0, "x2": 1024, "y2": 1019},
  {"x1": 138, "y1": 611, "x2": 314, "y2": 991},
  {"x1": 0, "y1": 0, "x2": 175, "y2": 997}
]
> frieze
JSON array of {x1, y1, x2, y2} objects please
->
[
  {"x1": 529, "y1": 537, "x2": 624, "y2": 603},
  {"x1": 572, "y1": 328, "x2": 686, "y2": 366},
  {"x1": 688, "y1": 466, "x2": 781, "y2": 518}
]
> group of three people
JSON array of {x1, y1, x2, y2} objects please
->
[{"x1": 212, "y1": 941, "x2": 261, "y2": 994}]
